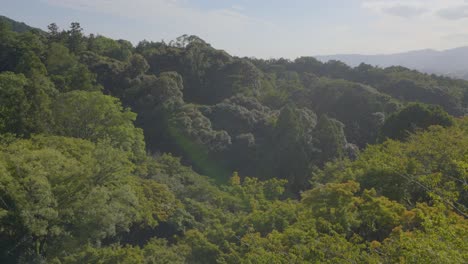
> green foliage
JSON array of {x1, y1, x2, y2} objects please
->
[
  {"x1": 0, "y1": 16, "x2": 44, "y2": 34},
  {"x1": 51, "y1": 90, "x2": 146, "y2": 162},
  {"x1": 377, "y1": 203, "x2": 468, "y2": 263},
  {"x1": 88, "y1": 35, "x2": 132, "y2": 61},
  {"x1": 0, "y1": 136, "x2": 133, "y2": 260},
  {"x1": 0, "y1": 72, "x2": 29, "y2": 134},
  {"x1": 0, "y1": 136, "x2": 184, "y2": 262},
  {"x1": 302, "y1": 181, "x2": 361, "y2": 233},
  {"x1": 0, "y1": 72, "x2": 55, "y2": 136},
  {"x1": 46, "y1": 43, "x2": 98, "y2": 92},
  {"x1": 380, "y1": 102, "x2": 454, "y2": 141},
  {"x1": 259, "y1": 105, "x2": 318, "y2": 193},
  {"x1": 316, "y1": 117, "x2": 468, "y2": 211},
  {"x1": 314, "y1": 114, "x2": 347, "y2": 163},
  {"x1": 130, "y1": 178, "x2": 180, "y2": 227}
]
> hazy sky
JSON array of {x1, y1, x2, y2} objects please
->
[{"x1": 3, "y1": 0, "x2": 468, "y2": 58}]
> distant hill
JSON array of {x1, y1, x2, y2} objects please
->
[
  {"x1": 316, "y1": 47, "x2": 468, "y2": 80},
  {"x1": 0, "y1": 15, "x2": 45, "y2": 34}
]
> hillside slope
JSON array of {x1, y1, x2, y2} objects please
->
[{"x1": 0, "y1": 15, "x2": 44, "y2": 33}]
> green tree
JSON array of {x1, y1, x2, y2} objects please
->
[
  {"x1": 380, "y1": 103, "x2": 454, "y2": 141},
  {"x1": 67, "y1": 22, "x2": 85, "y2": 53},
  {"x1": 261, "y1": 105, "x2": 318, "y2": 194},
  {"x1": 0, "y1": 72, "x2": 29, "y2": 134},
  {"x1": 314, "y1": 114, "x2": 347, "y2": 164},
  {"x1": 46, "y1": 42, "x2": 98, "y2": 92},
  {"x1": 51, "y1": 91, "x2": 145, "y2": 162}
]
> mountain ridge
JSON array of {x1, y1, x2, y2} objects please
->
[
  {"x1": 0, "y1": 15, "x2": 45, "y2": 34},
  {"x1": 315, "y1": 46, "x2": 468, "y2": 80}
]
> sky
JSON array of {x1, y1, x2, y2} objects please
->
[{"x1": 3, "y1": 0, "x2": 468, "y2": 58}]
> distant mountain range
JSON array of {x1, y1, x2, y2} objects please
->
[{"x1": 315, "y1": 47, "x2": 468, "y2": 80}]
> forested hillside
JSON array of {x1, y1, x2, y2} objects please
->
[{"x1": 0, "y1": 19, "x2": 467, "y2": 263}]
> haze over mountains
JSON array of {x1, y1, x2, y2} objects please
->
[{"x1": 316, "y1": 46, "x2": 468, "y2": 80}]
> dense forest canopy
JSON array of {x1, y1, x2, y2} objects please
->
[{"x1": 0, "y1": 18, "x2": 467, "y2": 263}]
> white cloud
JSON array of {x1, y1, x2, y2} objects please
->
[
  {"x1": 42, "y1": 0, "x2": 280, "y2": 57},
  {"x1": 359, "y1": 0, "x2": 468, "y2": 53},
  {"x1": 437, "y1": 5, "x2": 468, "y2": 20},
  {"x1": 381, "y1": 5, "x2": 428, "y2": 18},
  {"x1": 443, "y1": 32, "x2": 468, "y2": 41},
  {"x1": 362, "y1": 0, "x2": 468, "y2": 18},
  {"x1": 45, "y1": 0, "x2": 265, "y2": 29},
  {"x1": 38, "y1": 0, "x2": 468, "y2": 57}
]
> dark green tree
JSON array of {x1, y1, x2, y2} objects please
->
[{"x1": 379, "y1": 103, "x2": 454, "y2": 141}]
